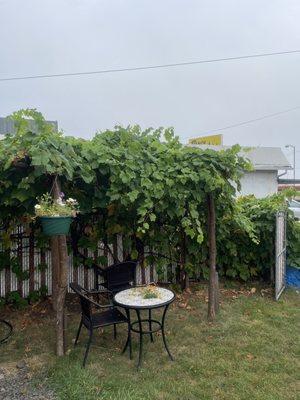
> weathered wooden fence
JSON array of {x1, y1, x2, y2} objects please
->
[
  {"x1": 0, "y1": 211, "x2": 288, "y2": 298},
  {"x1": 0, "y1": 226, "x2": 168, "y2": 298}
]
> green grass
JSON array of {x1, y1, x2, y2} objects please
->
[{"x1": 1, "y1": 287, "x2": 299, "y2": 400}]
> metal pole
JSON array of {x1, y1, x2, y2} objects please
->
[
  {"x1": 285, "y1": 144, "x2": 296, "y2": 187},
  {"x1": 293, "y1": 145, "x2": 296, "y2": 186}
]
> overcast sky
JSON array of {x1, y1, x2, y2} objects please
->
[{"x1": 1, "y1": 0, "x2": 300, "y2": 176}]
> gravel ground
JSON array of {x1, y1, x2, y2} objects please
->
[{"x1": 0, "y1": 361, "x2": 56, "y2": 400}]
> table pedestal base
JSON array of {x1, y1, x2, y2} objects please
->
[{"x1": 122, "y1": 304, "x2": 174, "y2": 369}]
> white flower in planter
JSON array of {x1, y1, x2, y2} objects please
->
[
  {"x1": 66, "y1": 198, "x2": 78, "y2": 205},
  {"x1": 35, "y1": 193, "x2": 79, "y2": 218}
]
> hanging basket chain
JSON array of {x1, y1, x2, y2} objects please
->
[{"x1": 49, "y1": 175, "x2": 59, "y2": 197}]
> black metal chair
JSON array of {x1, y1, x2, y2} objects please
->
[
  {"x1": 94, "y1": 261, "x2": 137, "y2": 295},
  {"x1": 70, "y1": 282, "x2": 128, "y2": 367}
]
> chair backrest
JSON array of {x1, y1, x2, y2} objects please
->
[
  {"x1": 105, "y1": 261, "x2": 137, "y2": 292},
  {"x1": 70, "y1": 282, "x2": 93, "y2": 321}
]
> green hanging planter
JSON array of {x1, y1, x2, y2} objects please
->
[{"x1": 40, "y1": 216, "x2": 72, "y2": 236}]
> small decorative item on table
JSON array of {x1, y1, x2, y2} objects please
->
[
  {"x1": 142, "y1": 285, "x2": 159, "y2": 299},
  {"x1": 35, "y1": 193, "x2": 79, "y2": 236}
]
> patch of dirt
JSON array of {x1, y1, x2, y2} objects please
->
[
  {"x1": 1, "y1": 294, "x2": 80, "y2": 332},
  {"x1": 0, "y1": 360, "x2": 56, "y2": 400},
  {"x1": 173, "y1": 282, "x2": 273, "y2": 310}
]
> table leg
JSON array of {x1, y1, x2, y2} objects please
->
[
  {"x1": 161, "y1": 304, "x2": 174, "y2": 361},
  {"x1": 149, "y1": 309, "x2": 154, "y2": 342},
  {"x1": 136, "y1": 309, "x2": 143, "y2": 369}
]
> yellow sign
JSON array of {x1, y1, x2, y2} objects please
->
[{"x1": 189, "y1": 134, "x2": 223, "y2": 145}]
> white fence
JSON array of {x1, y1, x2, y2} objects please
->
[
  {"x1": 0, "y1": 230, "x2": 159, "y2": 298},
  {"x1": 0, "y1": 213, "x2": 288, "y2": 298}
]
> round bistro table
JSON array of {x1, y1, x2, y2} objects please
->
[{"x1": 113, "y1": 286, "x2": 175, "y2": 369}]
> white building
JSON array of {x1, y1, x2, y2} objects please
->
[
  {"x1": 190, "y1": 145, "x2": 292, "y2": 198},
  {"x1": 0, "y1": 117, "x2": 58, "y2": 137}
]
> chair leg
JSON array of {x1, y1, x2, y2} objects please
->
[
  {"x1": 113, "y1": 324, "x2": 117, "y2": 339},
  {"x1": 122, "y1": 309, "x2": 132, "y2": 360},
  {"x1": 74, "y1": 319, "x2": 83, "y2": 346},
  {"x1": 83, "y1": 328, "x2": 93, "y2": 368}
]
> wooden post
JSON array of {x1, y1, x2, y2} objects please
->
[
  {"x1": 51, "y1": 177, "x2": 68, "y2": 356},
  {"x1": 56, "y1": 235, "x2": 68, "y2": 356},
  {"x1": 207, "y1": 194, "x2": 218, "y2": 320},
  {"x1": 51, "y1": 237, "x2": 59, "y2": 312},
  {"x1": 215, "y1": 271, "x2": 219, "y2": 314},
  {"x1": 179, "y1": 230, "x2": 188, "y2": 291},
  {"x1": 136, "y1": 237, "x2": 146, "y2": 284}
]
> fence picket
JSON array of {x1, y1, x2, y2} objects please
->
[{"x1": 0, "y1": 229, "x2": 177, "y2": 298}]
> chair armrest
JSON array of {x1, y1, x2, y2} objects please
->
[
  {"x1": 87, "y1": 295, "x2": 114, "y2": 309},
  {"x1": 79, "y1": 286, "x2": 112, "y2": 296},
  {"x1": 95, "y1": 303, "x2": 114, "y2": 309},
  {"x1": 87, "y1": 289, "x2": 113, "y2": 303},
  {"x1": 87, "y1": 288, "x2": 113, "y2": 295}
]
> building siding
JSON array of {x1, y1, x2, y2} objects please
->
[
  {"x1": 239, "y1": 170, "x2": 278, "y2": 198},
  {"x1": 0, "y1": 117, "x2": 58, "y2": 136}
]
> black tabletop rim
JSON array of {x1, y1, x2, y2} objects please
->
[{"x1": 113, "y1": 287, "x2": 176, "y2": 310}]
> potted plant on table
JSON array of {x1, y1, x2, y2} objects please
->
[
  {"x1": 142, "y1": 285, "x2": 159, "y2": 299},
  {"x1": 35, "y1": 193, "x2": 79, "y2": 236}
]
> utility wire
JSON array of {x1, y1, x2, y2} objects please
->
[
  {"x1": 1, "y1": 49, "x2": 300, "y2": 82},
  {"x1": 191, "y1": 106, "x2": 300, "y2": 137}
]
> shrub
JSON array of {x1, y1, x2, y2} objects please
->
[{"x1": 216, "y1": 191, "x2": 300, "y2": 281}]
